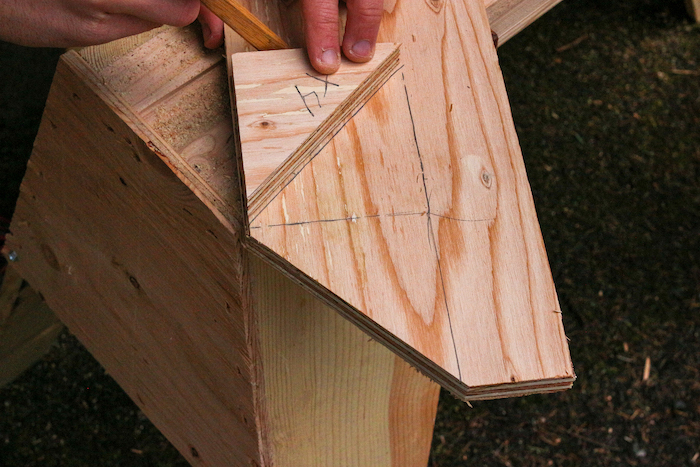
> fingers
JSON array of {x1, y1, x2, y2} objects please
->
[
  {"x1": 198, "y1": 4, "x2": 224, "y2": 49},
  {"x1": 342, "y1": 0, "x2": 383, "y2": 62},
  {"x1": 303, "y1": 0, "x2": 341, "y2": 74}
]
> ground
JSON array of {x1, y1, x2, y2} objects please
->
[{"x1": 1, "y1": 0, "x2": 699, "y2": 465}]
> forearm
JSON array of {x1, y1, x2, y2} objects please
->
[{"x1": 0, "y1": 0, "x2": 198, "y2": 47}]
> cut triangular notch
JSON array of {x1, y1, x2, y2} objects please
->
[{"x1": 231, "y1": 43, "x2": 400, "y2": 215}]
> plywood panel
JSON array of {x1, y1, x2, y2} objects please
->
[
  {"x1": 247, "y1": 0, "x2": 574, "y2": 400},
  {"x1": 3, "y1": 54, "x2": 261, "y2": 466}
]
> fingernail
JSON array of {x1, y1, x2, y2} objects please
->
[
  {"x1": 351, "y1": 40, "x2": 372, "y2": 58},
  {"x1": 321, "y1": 49, "x2": 339, "y2": 67}
]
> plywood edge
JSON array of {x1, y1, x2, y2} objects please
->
[
  {"x1": 58, "y1": 51, "x2": 245, "y2": 234},
  {"x1": 486, "y1": 0, "x2": 565, "y2": 46},
  {"x1": 244, "y1": 44, "x2": 401, "y2": 218},
  {"x1": 225, "y1": 25, "x2": 256, "y2": 238},
  {"x1": 78, "y1": 26, "x2": 170, "y2": 72},
  {"x1": 243, "y1": 236, "x2": 574, "y2": 402}
]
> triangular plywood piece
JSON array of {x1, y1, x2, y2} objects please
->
[{"x1": 231, "y1": 43, "x2": 400, "y2": 214}]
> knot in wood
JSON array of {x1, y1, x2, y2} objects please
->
[
  {"x1": 481, "y1": 170, "x2": 493, "y2": 188},
  {"x1": 256, "y1": 120, "x2": 276, "y2": 130}
]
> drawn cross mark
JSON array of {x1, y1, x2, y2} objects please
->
[
  {"x1": 305, "y1": 73, "x2": 340, "y2": 97},
  {"x1": 296, "y1": 74, "x2": 341, "y2": 116},
  {"x1": 295, "y1": 86, "x2": 322, "y2": 117}
]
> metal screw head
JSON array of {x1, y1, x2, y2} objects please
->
[{"x1": 7, "y1": 250, "x2": 18, "y2": 262}]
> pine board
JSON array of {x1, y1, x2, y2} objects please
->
[
  {"x1": 201, "y1": 0, "x2": 288, "y2": 50},
  {"x1": 251, "y1": 255, "x2": 438, "y2": 466}
]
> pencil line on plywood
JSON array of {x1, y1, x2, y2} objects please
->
[
  {"x1": 304, "y1": 73, "x2": 341, "y2": 97},
  {"x1": 258, "y1": 211, "x2": 425, "y2": 228},
  {"x1": 428, "y1": 215, "x2": 462, "y2": 380},
  {"x1": 432, "y1": 213, "x2": 496, "y2": 223},
  {"x1": 250, "y1": 212, "x2": 498, "y2": 229},
  {"x1": 401, "y1": 72, "x2": 463, "y2": 380},
  {"x1": 248, "y1": 65, "x2": 406, "y2": 225}
]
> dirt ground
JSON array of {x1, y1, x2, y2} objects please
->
[{"x1": 1, "y1": 0, "x2": 699, "y2": 465}]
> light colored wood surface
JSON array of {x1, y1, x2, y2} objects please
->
[
  {"x1": 201, "y1": 0, "x2": 289, "y2": 50},
  {"x1": 251, "y1": 254, "x2": 439, "y2": 466},
  {"x1": 3, "y1": 53, "x2": 262, "y2": 466},
  {"x1": 485, "y1": 0, "x2": 565, "y2": 45},
  {"x1": 232, "y1": 43, "x2": 399, "y2": 206},
  {"x1": 246, "y1": 0, "x2": 574, "y2": 399},
  {"x1": 81, "y1": 26, "x2": 245, "y2": 226},
  {"x1": 0, "y1": 266, "x2": 63, "y2": 387}
]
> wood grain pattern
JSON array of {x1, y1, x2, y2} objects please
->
[
  {"x1": 250, "y1": 255, "x2": 438, "y2": 466},
  {"x1": 80, "y1": 27, "x2": 246, "y2": 226},
  {"x1": 228, "y1": 0, "x2": 562, "y2": 51},
  {"x1": 2, "y1": 0, "x2": 575, "y2": 457},
  {"x1": 3, "y1": 54, "x2": 262, "y2": 466},
  {"x1": 77, "y1": 26, "x2": 167, "y2": 72},
  {"x1": 246, "y1": 0, "x2": 574, "y2": 400},
  {"x1": 231, "y1": 43, "x2": 399, "y2": 205},
  {"x1": 201, "y1": 0, "x2": 289, "y2": 50}
]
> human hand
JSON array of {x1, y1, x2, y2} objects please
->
[
  {"x1": 0, "y1": 0, "x2": 204, "y2": 47},
  {"x1": 302, "y1": 0, "x2": 384, "y2": 74},
  {"x1": 199, "y1": 0, "x2": 383, "y2": 75}
]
